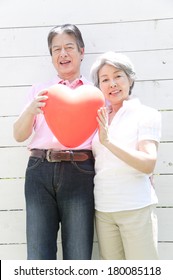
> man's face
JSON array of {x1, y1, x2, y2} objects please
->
[{"x1": 51, "y1": 33, "x2": 84, "y2": 80}]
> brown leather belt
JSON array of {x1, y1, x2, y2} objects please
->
[{"x1": 30, "y1": 149, "x2": 93, "y2": 162}]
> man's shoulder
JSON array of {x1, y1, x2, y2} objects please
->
[{"x1": 32, "y1": 77, "x2": 59, "y2": 90}]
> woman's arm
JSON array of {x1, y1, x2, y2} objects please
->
[{"x1": 97, "y1": 107, "x2": 158, "y2": 174}]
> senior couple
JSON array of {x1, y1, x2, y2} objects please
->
[{"x1": 13, "y1": 24, "x2": 161, "y2": 260}]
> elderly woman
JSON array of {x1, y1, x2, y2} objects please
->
[{"x1": 90, "y1": 52, "x2": 161, "y2": 260}]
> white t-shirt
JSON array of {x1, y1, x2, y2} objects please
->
[{"x1": 92, "y1": 98, "x2": 162, "y2": 212}]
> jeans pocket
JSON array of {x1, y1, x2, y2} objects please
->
[
  {"x1": 26, "y1": 156, "x2": 42, "y2": 171},
  {"x1": 72, "y1": 159, "x2": 95, "y2": 175}
]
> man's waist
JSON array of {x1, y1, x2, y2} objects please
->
[{"x1": 30, "y1": 149, "x2": 93, "y2": 162}]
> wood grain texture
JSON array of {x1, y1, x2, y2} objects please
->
[{"x1": 0, "y1": 0, "x2": 172, "y2": 259}]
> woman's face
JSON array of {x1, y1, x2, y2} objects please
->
[{"x1": 98, "y1": 64, "x2": 132, "y2": 107}]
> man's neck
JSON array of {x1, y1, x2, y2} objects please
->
[{"x1": 58, "y1": 73, "x2": 81, "y2": 83}]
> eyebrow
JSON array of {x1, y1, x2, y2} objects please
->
[
  {"x1": 52, "y1": 42, "x2": 75, "y2": 49},
  {"x1": 100, "y1": 69, "x2": 122, "y2": 78}
]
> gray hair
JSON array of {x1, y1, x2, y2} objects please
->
[
  {"x1": 47, "y1": 24, "x2": 85, "y2": 55},
  {"x1": 90, "y1": 51, "x2": 136, "y2": 95}
]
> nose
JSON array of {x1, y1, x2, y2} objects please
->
[
  {"x1": 111, "y1": 79, "x2": 117, "y2": 87},
  {"x1": 60, "y1": 48, "x2": 67, "y2": 56}
]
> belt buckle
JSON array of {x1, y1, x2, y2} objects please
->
[{"x1": 46, "y1": 150, "x2": 61, "y2": 162}]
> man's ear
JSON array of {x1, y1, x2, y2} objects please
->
[{"x1": 80, "y1": 48, "x2": 85, "y2": 61}]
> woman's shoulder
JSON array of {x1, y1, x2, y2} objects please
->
[
  {"x1": 139, "y1": 103, "x2": 161, "y2": 119},
  {"x1": 129, "y1": 97, "x2": 160, "y2": 117}
]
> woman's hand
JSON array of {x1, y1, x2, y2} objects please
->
[{"x1": 97, "y1": 107, "x2": 110, "y2": 146}]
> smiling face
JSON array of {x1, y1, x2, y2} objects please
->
[
  {"x1": 98, "y1": 64, "x2": 132, "y2": 109},
  {"x1": 51, "y1": 32, "x2": 84, "y2": 81}
]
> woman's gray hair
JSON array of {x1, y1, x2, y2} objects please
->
[{"x1": 90, "y1": 51, "x2": 136, "y2": 95}]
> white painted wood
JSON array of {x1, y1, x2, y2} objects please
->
[
  {"x1": 0, "y1": 50, "x2": 173, "y2": 87},
  {"x1": 158, "y1": 243, "x2": 173, "y2": 260},
  {"x1": 0, "y1": 0, "x2": 173, "y2": 261},
  {"x1": 83, "y1": 19, "x2": 173, "y2": 53},
  {"x1": 0, "y1": 87, "x2": 29, "y2": 116},
  {"x1": 0, "y1": 147, "x2": 29, "y2": 178},
  {"x1": 0, "y1": 116, "x2": 30, "y2": 147},
  {"x1": 134, "y1": 80, "x2": 173, "y2": 110},
  {"x1": 0, "y1": 242, "x2": 99, "y2": 260},
  {"x1": 0, "y1": 179, "x2": 25, "y2": 209},
  {"x1": 92, "y1": 243, "x2": 100, "y2": 260},
  {"x1": 155, "y1": 143, "x2": 173, "y2": 174},
  {"x1": 160, "y1": 111, "x2": 173, "y2": 142},
  {"x1": 0, "y1": 56, "x2": 55, "y2": 87},
  {"x1": 130, "y1": 50, "x2": 173, "y2": 81},
  {"x1": 0, "y1": 244, "x2": 27, "y2": 260},
  {"x1": 1, "y1": 242, "x2": 172, "y2": 260},
  {"x1": 156, "y1": 208, "x2": 173, "y2": 241},
  {"x1": 0, "y1": 211, "x2": 26, "y2": 243},
  {"x1": 0, "y1": 27, "x2": 49, "y2": 57},
  {"x1": 154, "y1": 175, "x2": 173, "y2": 207},
  {"x1": 0, "y1": 0, "x2": 172, "y2": 28},
  {"x1": 1, "y1": 117, "x2": 17, "y2": 147},
  {"x1": 1, "y1": 19, "x2": 173, "y2": 57}
]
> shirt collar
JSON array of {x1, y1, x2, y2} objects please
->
[
  {"x1": 123, "y1": 97, "x2": 141, "y2": 109},
  {"x1": 56, "y1": 75, "x2": 86, "y2": 89},
  {"x1": 107, "y1": 97, "x2": 141, "y2": 114}
]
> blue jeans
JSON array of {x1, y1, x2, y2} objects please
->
[{"x1": 25, "y1": 155, "x2": 95, "y2": 260}]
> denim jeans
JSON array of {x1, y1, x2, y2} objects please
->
[{"x1": 25, "y1": 155, "x2": 95, "y2": 260}]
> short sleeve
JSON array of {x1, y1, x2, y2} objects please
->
[{"x1": 138, "y1": 107, "x2": 162, "y2": 142}]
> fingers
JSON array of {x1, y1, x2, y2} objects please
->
[
  {"x1": 97, "y1": 107, "x2": 108, "y2": 125},
  {"x1": 37, "y1": 101, "x2": 47, "y2": 109},
  {"x1": 96, "y1": 116, "x2": 102, "y2": 127},
  {"x1": 35, "y1": 90, "x2": 49, "y2": 113},
  {"x1": 97, "y1": 107, "x2": 109, "y2": 132},
  {"x1": 27, "y1": 90, "x2": 49, "y2": 115},
  {"x1": 97, "y1": 108, "x2": 109, "y2": 145},
  {"x1": 36, "y1": 89, "x2": 49, "y2": 102},
  {"x1": 37, "y1": 89, "x2": 48, "y2": 96}
]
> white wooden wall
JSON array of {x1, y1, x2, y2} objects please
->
[{"x1": 0, "y1": 0, "x2": 173, "y2": 260}]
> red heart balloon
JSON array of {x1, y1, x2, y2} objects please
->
[{"x1": 43, "y1": 84, "x2": 105, "y2": 147}]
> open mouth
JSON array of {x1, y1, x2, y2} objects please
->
[
  {"x1": 109, "y1": 90, "x2": 120, "y2": 96},
  {"x1": 60, "y1": 60, "x2": 71, "y2": 65}
]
